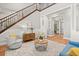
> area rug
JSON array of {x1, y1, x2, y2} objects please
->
[{"x1": 5, "y1": 40, "x2": 65, "y2": 56}]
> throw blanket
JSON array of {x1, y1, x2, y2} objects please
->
[{"x1": 67, "y1": 48, "x2": 79, "y2": 56}]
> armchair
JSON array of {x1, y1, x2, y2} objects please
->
[{"x1": 7, "y1": 33, "x2": 23, "y2": 50}]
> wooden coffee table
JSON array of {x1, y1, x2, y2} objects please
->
[{"x1": 34, "y1": 39, "x2": 48, "y2": 51}]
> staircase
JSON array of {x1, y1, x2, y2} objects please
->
[{"x1": 0, "y1": 3, "x2": 55, "y2": 34}]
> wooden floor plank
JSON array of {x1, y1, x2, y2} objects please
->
[{"x1": 48, "y1": 35, "x2": 69, "y2": 44}]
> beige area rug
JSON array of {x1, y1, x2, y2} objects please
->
[{"x1": 5, "y1": 40, "x2": 65, "y2": 56}]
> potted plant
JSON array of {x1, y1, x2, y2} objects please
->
[{"x1": 39, "y1": 32, "x2": 45, "y2": 40}]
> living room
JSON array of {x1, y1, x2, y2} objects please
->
[{"x1": 0, "y1": 3, "x2": 79, "y2": 56}]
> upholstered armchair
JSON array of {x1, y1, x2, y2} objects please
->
[{"x1": 7, "y1": 29, "x2": 23, "y2": 50}]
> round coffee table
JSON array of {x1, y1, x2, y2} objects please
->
[{"x1": 34, "y1": 39, "x2": 48, "y2": 51}]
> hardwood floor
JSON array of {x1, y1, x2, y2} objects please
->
[{"x1": 48, "y1": 34, "x2": 69, "y2": 44}]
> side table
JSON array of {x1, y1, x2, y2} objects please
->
[{"x1": 23, "y1": 33, "x2": 35, "y2": 42}]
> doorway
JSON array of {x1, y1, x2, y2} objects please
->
[
  {"x1": 51, "y1": 16, "x2": 63, "y2": 36},
  {"x1": 54, "y1": 20, "x2": 60, "y2": 34}
]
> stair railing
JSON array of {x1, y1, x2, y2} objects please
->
[
  {"x1": 0, "y1": 3, "x2": 37, "y2": 33},
  {"x1": 0, "y1": 3, "x2": 55, "y2": 34}
]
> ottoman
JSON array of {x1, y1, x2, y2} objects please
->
[{"x1": 8, "y1": 39, "x2": 23, "y2": 50}]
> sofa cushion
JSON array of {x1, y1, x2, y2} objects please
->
[
  {"x1": 67, "y1": 48, "x2": 79, "y2": 56},
  {"x1": 69, "y1": 41, "x2": 79, "y2": 47}
]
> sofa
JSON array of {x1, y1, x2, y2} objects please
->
[{"x1": 59, "y1": 41, "x2": 79, "y2": 56}]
